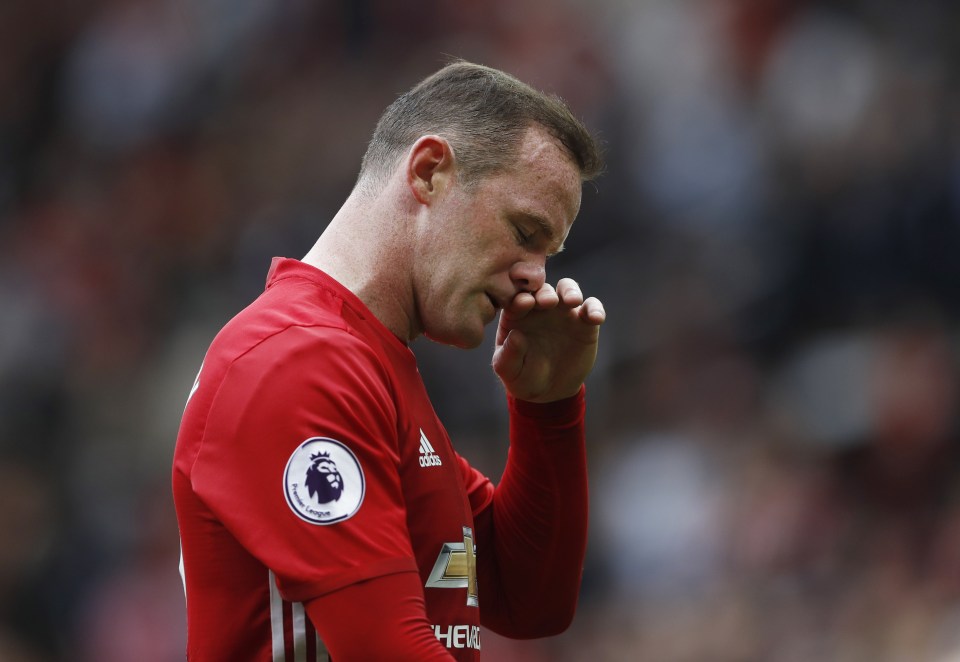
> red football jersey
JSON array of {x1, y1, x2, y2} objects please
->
[{"x1": 173, "y1": 258, "x2": 492, "y2": 661}]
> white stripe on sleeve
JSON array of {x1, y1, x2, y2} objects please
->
[{"x1": 268, "y1": 570, "x2": 286, "y2": 662}]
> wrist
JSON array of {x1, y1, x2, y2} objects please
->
[{"x1": 508, "y1": 385, "x2": 585, "y2": 421}]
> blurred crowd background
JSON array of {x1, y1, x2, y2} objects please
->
[{"x1": 3, "y1": 0, "x2": 960, "y2": 660}]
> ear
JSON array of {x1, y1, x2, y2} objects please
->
[{"x1": 406, "y1": 135, "x2": 455, "y2": 205}]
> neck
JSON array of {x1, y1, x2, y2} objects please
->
[{"x1": 302, "y1": 182, "x2": 418, "y2": 342}]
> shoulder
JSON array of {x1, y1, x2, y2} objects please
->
[
  {"x1": 200, "y1": 323, "x2": 400, "y2": 448},
  {"x1": 207, "y1": 278, "x2": 385, "y2": 374},
  {"x1": 198, "y1": 278, "x2": 403, "y2": 425},
  {"x1": 233, "y1": 324, "x2": 392, "y2": 393}
]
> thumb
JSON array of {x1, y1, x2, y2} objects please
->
[{"x1": 492, "y1": 329, "x2": 527, "y2": 383}]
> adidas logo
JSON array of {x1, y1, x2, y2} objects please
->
[{"x1": 418, "y1": 429, "x2": 442, "y2": 468}]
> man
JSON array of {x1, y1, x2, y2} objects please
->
[{"x1": 172, "y1": 60, "x2": 605, "y2": 661}]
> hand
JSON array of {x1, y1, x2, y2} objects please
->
[{"x1": 492, "y1": 278, "x2": 606, "y2": 403}]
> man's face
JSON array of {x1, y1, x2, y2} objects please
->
[{"x1": 412, "y1": 126, "x2": 583, "y2": 348}]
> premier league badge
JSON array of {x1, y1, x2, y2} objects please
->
[{"x1": 284, "y1": 437, "x2": 365, "y2": 525}]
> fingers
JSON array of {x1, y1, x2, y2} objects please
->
[
  {"x1": 507, "y1": 281, "x2": 567, "y2": 315},
  {"x1": 555, "y1": 280, "x2": 604, "y2": 324},
  {"x1": 534, "y1": 282, "x2": 558, "y2": 307},
  {"x1": 556, "y1": 278, "x2": 584, "y2": 306},
  {"x1": 505, "y1": 279, "x2": 603, "y2": 324},
  {"x1": 578, "y1": 296, "x2": 606, "y2": 325},
  {"x1": 506, "y1": 292, "x2": 537, "y2": 317},
  {"x1": 503, "y1": 286, "x2": 553, "y2": 319}
]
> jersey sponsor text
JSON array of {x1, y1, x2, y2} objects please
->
[{"x1": 433, "y1": 624, "x2": 481, "y2": 651}]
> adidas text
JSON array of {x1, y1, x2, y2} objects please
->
[{"x1": 419, "y1": 453, "x2": 443, "y2": 467}]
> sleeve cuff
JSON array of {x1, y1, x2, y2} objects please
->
[{"x1": 508, "y1": 385, "x2": 585, "y2": 424}]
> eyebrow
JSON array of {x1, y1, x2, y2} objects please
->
[{"x1": 521, "y1": 213, "x2": 566, "y2": 256}]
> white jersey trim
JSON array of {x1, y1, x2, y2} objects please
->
[
  {"x1": 269, "y1": 571, "x2": 286, "y2": 662},
  {"x1": 268, "y1": 570, "x2": 329, "y2": 662}
]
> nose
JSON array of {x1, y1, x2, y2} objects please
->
[{"x1": 509, "y1": 260, "x2": 546, "y2": 293}]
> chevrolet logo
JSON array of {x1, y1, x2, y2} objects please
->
[{"x1": 425, "y1": 526, "x2": 478, "y2": 607}]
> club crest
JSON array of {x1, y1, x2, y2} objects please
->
[{"x1": 283, "y1": 438, "x2": 365, "y2": 525}]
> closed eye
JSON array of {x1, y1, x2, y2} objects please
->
[
  {"x1": 511, "y1": 212, "x2": 565, "y2": 256},
  {"x1": 513, "y1": 223, "x2": 533, "y2": 246}
]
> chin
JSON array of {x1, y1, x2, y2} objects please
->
[{"x1": 424, "y1": 322, "x2": 486, "y2": 349}]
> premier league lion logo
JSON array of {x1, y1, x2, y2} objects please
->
[
  {"x1": 305, "y1": 452, "x2": 343, "y2": 504},
  {"x1": 285, "y1": 437, "x2": 364, "y2": 524}
]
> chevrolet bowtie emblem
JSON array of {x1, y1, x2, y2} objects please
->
[{"x1": 425, "y1": 526, "x2": 479, "y2": 607}]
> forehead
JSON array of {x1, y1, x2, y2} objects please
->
[{"x1": 490, "y1": 127, "x2": 583, "y2": 232}]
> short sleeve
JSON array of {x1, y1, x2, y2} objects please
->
[{"x1": 191, "y1": 325, "x2": 418, "y2": 603}]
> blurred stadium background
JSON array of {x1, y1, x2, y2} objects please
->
[{"x1": 3, "y1": 0, "x2": 960, "y2": 659}]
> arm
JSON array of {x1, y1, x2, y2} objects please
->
[
  {"x1": 306, "y1": 572, "x2": 454, "y2": 660},
  {"x1": 474, "y1": 388, "x2": 588, "y2": 638},
  {"x1": 476, "y1": 277, "x2": 603, "y2": 636},
  {"x1": 191, "y1": 327, "x2": 453, "y2": 656}
]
